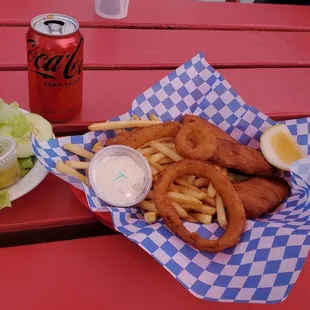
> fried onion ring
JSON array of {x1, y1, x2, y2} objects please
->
[
  {"x1": 183, "y1": 114, "x2": 236, "y2": 143},
  {"x1": 106, "y1": 121, "x2": 180, "y2": 149},
  {"x1": 175, "y1": 122, "x2": 216, "y2": 160},
  {"x1": 153, "y1": 159, "x2": 245, "y2": 252}
]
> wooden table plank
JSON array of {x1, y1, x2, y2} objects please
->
[
  {"x1": 1, "y1": 0, "x2": 310, "y2": 31},
  {"x1": 2, "y1": 27, "x2": 310, "y2": 69},
  {"x1": 0, "y1": 235, "x2": 308, "y2": 310},
  {"x1": 0, "y1": 174, "x2": 96, "y2": 233},
  {"x1": 0, "y1": 69, "x2": 309, "y2": 133}
]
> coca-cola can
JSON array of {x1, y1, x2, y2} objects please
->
[{"x1": 26, "y1": 14, "x2": 83, "y2": 123}]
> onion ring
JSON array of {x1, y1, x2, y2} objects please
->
[
  {"x1": 153, "y1": 159, "x2": 245, "y2": 252},
  {"x1": 183, "y1": 114, "x2": 236, "y2": 143},
  {"x1": 175, "y1": 122, "x2": 216, "y2": 160}
]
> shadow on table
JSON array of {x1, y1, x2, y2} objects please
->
[{"x1": 0, "y1": 221, "x2": 118, "y2": 248}]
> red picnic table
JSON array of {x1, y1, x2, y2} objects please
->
[
  {"x1": 0, "y1": 235, "x2": 309, "y2": 310},
  {"x1": 0, "y1": 0, "x2": 310, "y2": 308}
]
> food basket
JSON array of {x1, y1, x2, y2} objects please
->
[{"x1": 31, "y1": 53, "x2": 310, "y2": 304}]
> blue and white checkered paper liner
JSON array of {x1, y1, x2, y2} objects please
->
[{"x1": 31, "y1": 53, "x2": 310, "y2": 304}]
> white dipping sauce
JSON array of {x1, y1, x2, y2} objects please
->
[
  {"x1": 94, "y1": 155, "x2": 144, "y2": 203},
  {"x1": 89, "y1": 145, "x2": 152, "y2": 207}
]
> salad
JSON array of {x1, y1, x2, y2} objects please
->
[{"x1": 0, "y1": 99, "x2": 53, "y2": 209}]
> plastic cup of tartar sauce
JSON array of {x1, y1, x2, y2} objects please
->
[{"x1": 88, "y1": 145, "x2": 152, "y2": 207}]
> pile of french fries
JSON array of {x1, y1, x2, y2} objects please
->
[{"x1": 56, "y1": 114, "x2": 228, "y2": 229}]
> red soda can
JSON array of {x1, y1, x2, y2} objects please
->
[{"x1": 26, "y1": 14, "x2": 83, "y2": 123}]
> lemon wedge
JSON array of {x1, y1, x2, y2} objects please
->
[{"x1": 260, "y1": 124, "x2": 305, "y2": 171}]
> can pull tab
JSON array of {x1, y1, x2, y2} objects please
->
[{"x1": 44, "y1": 20, "x2": 66, "y2": 35}]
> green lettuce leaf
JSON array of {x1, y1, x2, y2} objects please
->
[
  {"x1": 20, "y1": 168, "x2": 30, "y2": 178},
  {"x1": 0, "y1": 190, "x2": 11, "y2": 210},
  {"x1": 0, "y1": 98, "x2": 29, "y2": 138},
  {"x1": 18, "y1": 157, "x2": 34, "y2": 170}
]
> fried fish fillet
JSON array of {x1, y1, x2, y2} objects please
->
[
  {"x1": 233, "y1": 177, "x2": 290, "y2": 219},
  {"x1": 211, "y1": 139, "x2": 276, "y2": 177},
  {"x1": 106, "y1": 121, "x2": 181, "y2": 149}
]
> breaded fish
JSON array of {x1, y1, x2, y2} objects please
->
[
  {"x1": 212, "y1": 139, "x2": 276, "y2": 177},
  {"x1": 233, "y1": 177, "x2": 290, "y2": 219},
  {"x1": 106, "y1": 121, "x2": 181, "y2": 149}
]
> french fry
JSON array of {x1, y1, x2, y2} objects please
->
[
  {"x1": 151, "y1": 166, "x2": 159, "y2": 176},
  {"x1": 194, "y1": 177, "x2": 210, "y2": 188},
  {"x1": 183, "y1": 213, "x2": 198, "y2": 223},
  {"x1": 146, "y1": 190, "x2": 154, "y2": 200},
  {"x1": 207, "y1": 182, "x2": 217, "y2": 198},
  {"x1": 88, "y1": 120, "x2": 160, "y2": 131},
  {"x1": 171, "y1": 185, "x2": 206, "y2": 200},
  {"x1": 181, "y1": 203, "x2": 216, "y2": 216},
  {"x1": 186, "y1": 175, "x2": 196, "y2": 185},
  {"x1": 169, "y1": 184, "x2": 181, "y2": 193},
  {"x1": 202, "y1": 194, "x2": 216, "y2": 207},
  {"x1": 149, "y1": 141, "x2": 183, "y2": 162},
  {"x1": 179, "y1": 203, "x2": 196, "y2": 211},
  {"x1": 64, "y1": 144, "x2": 94, "y2": 160},
  {"x1": 144, "y1": 212, "x2": 157, "y2": 224},
  {"x1": 167, "y1": 192, "x2": 203, "y2": 206},
  {"x1": 143, "y1": 137, "x2": 174, "y2": 147},
  {"x1": 149, "y1": 114, "x2": 160, "y2": 121},
  {"x1": 138, "y1": 143, "x2": 175, "y2": 156},
  {"x1": 221, "y1": 167, "x2": 227, "y2": 176},
  {"x1": 158, "y1": 156, "x2": 174, "y2": 165},
  {"x1": 191, "y1": 213, "x2": 212, "y2": 224},
  {"x1": 216, "y1": 195, "x2": 228, "y2": 229},
  {"x1": 92, "y1": 141, "x2": 104, "y2": 153},
  {"x1": 132, "y1": 114, "x2": 140, "y2": 120},
  {"x1": 150, "y1": 152, "x2": 166, "y2": 165},
  {"x1": 65, "y1": 160, "x2": 89, "y2": 169},
  {"x1": 149, "y1": 161, "x2": 164, "y2": 172},
  {"x1": 174, "y1": 178, "x2": 198, "y2": 190},
  {"x1": 115, "y1": 129, "x2": 124, "y2": 135},
  {"x1": 201, "y1": 206, "x2": 217, "y2": 216},
  {"x1": 172, "y1": 202, "x2": 188, "y2": 218},
  {"x1": 163, "y1": 142, "x2": 176, "y2": 148},
  {"x1": 143, "y1": 153, "x2": 150, "y2": 161},
  {"x1": 144, "y1": 155, "x2": 150, "y2": 163},
  {"x1": 144, "y1": 142, "x2": 175, "y2": 151},
  {"x1": 56, "y1": 161, "x2": 90, "y2": 187},
  {"x1": 138, "y1": 200, "x2": 159, "y2": 214},
  {"x1": 150, "y1": 153, "x2": 171, "y2": 172},
  {"x1": 143, "y1": 156, "x2": 159, "y2": 176},
  {"x1": 141, "y1": 153, "x2": 151, "y2": 160},
  {"x1": 137, "y1": 147, "x2": 158, "y2": 156}
]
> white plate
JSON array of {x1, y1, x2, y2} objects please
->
[{"x1": 7, "y1": 108, "x2": 51, "y2": 202}]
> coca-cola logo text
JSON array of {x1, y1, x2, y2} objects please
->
[{"x1": 27, "y1": 38, "x2": 83, "y2": 80}]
